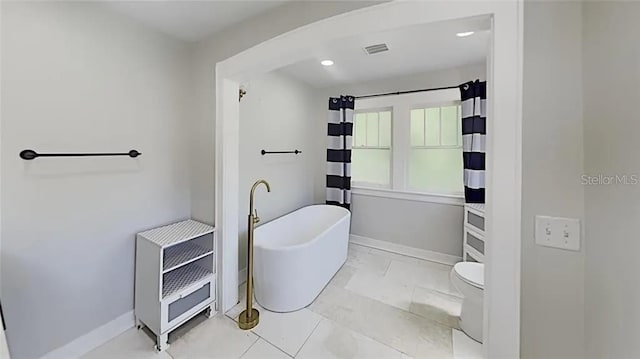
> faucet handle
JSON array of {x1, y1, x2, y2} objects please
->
[{"x1": 253, "y1": 209, "x2": 260, "y2": 224}]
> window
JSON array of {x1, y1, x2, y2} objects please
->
[
  {"x1": 352, "y1": 89, "x2": 464, "y2": 197},
  {"x1": 351, "y1": 109, "x2": 392, "y2": 186},
  {"x1": 409, "y1": 105, "x2": 463, "y2": 193}
]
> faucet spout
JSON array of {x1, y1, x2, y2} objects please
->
[{"x1": 249, "y1": 179, "x2": 271, "y2": 215}]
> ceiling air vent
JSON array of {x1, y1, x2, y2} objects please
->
[{"x1": 363, "y1": 43, "x2": 389, "y2": 55}]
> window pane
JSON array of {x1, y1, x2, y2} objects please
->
[
  {"x1": 366, "y1": 112, "x2": 379, "y2": 146},
  {"x1": 379, "y1": 111, "x2": 392, "y2": 147},
  {"x1": 441, "y1": 106, "x2": 459, "y2": 146},
  {"x1": 408, "y1": 148, "x2": 463, "y2": 193},
  {"x1": 425, "y1": 108, "x2": 441, "y2": 146},
  {"x1": 410, "y1": 109, "x2": 425, "y2": 146},
  {"x1": 354, "y1": 113, "x2": 367, "y2": 147},
  {"x1": 352, "y1": 148, "x2": 391, "y2": 185}
]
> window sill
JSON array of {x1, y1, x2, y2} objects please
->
[{"x1": 351, "y1": 186, "x2": 464, "y2": 206}]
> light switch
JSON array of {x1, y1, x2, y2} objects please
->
[
  {"x1": 534, "y1": 215, "x2": 554, "y2": 245},
  {"x1": 535, "y1": 215, "x2": 581, "y2": 251},
  {"x1": 555, "y1": 217, "x2": 580, "y2": 251}
]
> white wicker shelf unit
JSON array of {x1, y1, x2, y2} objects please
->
[
  {"x1": 135, "y1": 220, "x2": 216, "y2": 351},
  {"x1": 463, "y1": 204, "x2": 486, "y2": 262}
]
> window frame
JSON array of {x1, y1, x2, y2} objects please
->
[
  {"x1": 353, "y1": 90, "x2": 465, "y2": 200},
  {"x1": 409, "y1": 101, "x2": 462, "y2": 149},
  {"x1": 407, "y1": 101, "x2": 464, "y2": 194},
  {"x1": 351, "y1": 107, "x2": 393, "y2": 189},
  {"x1": 352, "y1": 107, "x2": 393, "y2": 150}
]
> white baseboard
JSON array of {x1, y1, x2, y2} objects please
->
[
  {"x1": 41, "y1": 310, "x2": 134, "y2": 359},
  {"x1": 238, "y1": 268, "x2": 247, "y2": 285},
  {"x1": 349, "y1": 234, "x2": 461, "y2": 266}
]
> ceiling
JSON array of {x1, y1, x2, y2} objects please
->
[
  {"x1": 277, "y1": 16, "x2": 490, "y2": 88},
  {"x1": 105, "y1": 1, "x2": 290, "y2": 42}
]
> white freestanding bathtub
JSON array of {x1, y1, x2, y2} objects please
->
[{"x1": 253, "y1": 204, "x2": 351, "y2": 312}]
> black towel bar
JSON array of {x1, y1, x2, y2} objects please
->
[
  {"x1": 19, "y1": 149, "x2": 141, "y2": 160},
  {"x1": 261, "y1": 149, "x2": 302, "y2": 155}
]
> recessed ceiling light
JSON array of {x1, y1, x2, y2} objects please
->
[
  {"x1": 320, "y1": 60, "x2": 334, "y2": 66},
  {"x1": 456, "y1": 31, "x2": 475, "y2": 37}
]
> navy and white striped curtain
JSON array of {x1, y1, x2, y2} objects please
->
[
  {"x1": 459, "y1": 80, "x2": 486, "y2": 203},
  {"x1": 326, "y1": 96, "x2": 354, "y2": 210}
]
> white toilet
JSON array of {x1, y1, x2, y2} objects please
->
[{"x1": 450, "y1": 262, "x2": 484, "y2": 343}]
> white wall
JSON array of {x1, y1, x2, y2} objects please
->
[
  {"x1": 237, "y1": 72, "x2": 319, "y2": 269},
  {"x1": 190, "y1": 1, "x2": 385, "y2": 225},
  {"x1": 583, "y1": 2, "x2": 640, "y2": 358},
  {"x1": 320, "y1": 65, "x2": 485, "y2": 257},
  {"x1": 521, "y1": 2, "x2": 585, "y2": 358},
  {"x1": 1, "y1": 2, "x2": 192, "y2": 358},
  {"x1": 350, "y1": 196, "x2": 463, "y2": 257}
]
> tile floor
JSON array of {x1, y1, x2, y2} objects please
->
[{"x1": 83, "y1": 243, "x2": 482, "y2": 359}]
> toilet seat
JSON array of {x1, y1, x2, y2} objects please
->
[{"x1": 453, "y1": 262, "x2": 484, "y2": 289}]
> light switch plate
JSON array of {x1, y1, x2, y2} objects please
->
[
  {"x1": 535, "y1": 215, "x2": 581, "y2": 251},
  {"x1": 535, "y1": 215, "x2": 554, "y2": 246}
]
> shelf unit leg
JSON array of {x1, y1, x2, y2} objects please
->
[
  {"x1": 156, "y1": 333, "x2": 169, "y2": 352},
  {"x1": 205, "y1": 304, "x2": 215, "y2": 318},
  {"x1": 135, "y1": 317, "x2": 143, "y2": 330}
]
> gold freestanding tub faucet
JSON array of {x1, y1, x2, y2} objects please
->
[{"x1": 238, "y1": 179, "x2": 271, "y2": 330}]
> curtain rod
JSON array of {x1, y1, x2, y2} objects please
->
[{"x1": 354, "y1": 85, "x2": 459, "y2": 100}]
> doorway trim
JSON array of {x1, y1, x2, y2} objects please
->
[{"x1": 215, "y1": 1, "x2": 523, "y2": 357}]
